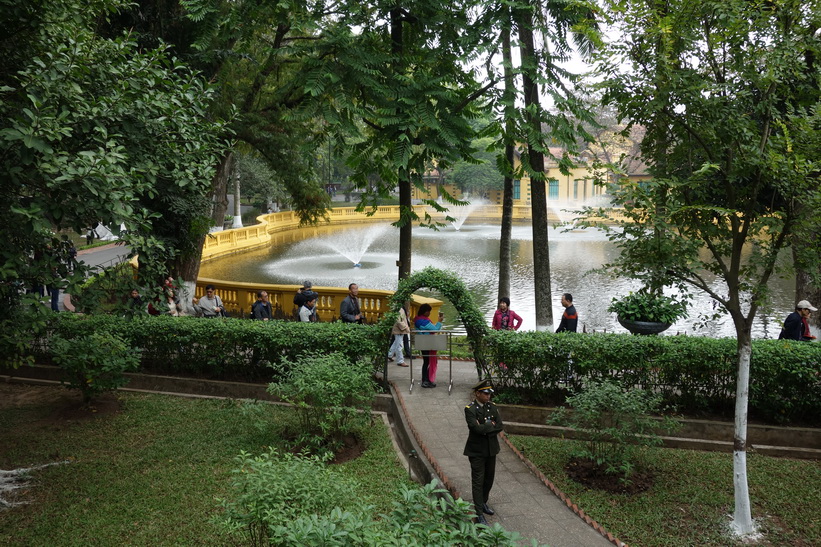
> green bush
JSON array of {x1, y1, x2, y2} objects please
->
[
  {"x1": 31, "y1": 313, "x2": 821, "y2": 424},
  {"x1": 217, "y1": 452, "x2": 537, "y2": 547},
  {"x1": 216, "y1": 448, "x2": 358, "y2": 546},
  {"x1": 51, "y1": 332, "x2": 140, "y2": 404},
  {"x1": 268, "y1": 352, "x2": 377, "y2": 455},
  {"x1": 607, "y1": 291, "x2": 688, "y2": 324},
  {"x1": 485, "y1": 330, "x2": 821, "y2": 424},
  {"x1": 548, "y1": 380, "x2": 679, "y2": 482},
  {"x1": 40, "y1": 313, "x2": 382, "y2": 382}
]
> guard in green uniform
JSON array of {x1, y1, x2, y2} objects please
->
[{"x1": 463, "y1": 378, "x2": 504, "y2": 525}]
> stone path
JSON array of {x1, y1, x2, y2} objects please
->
[{"x1": 385, "y1": 356, "x2": 620, "y2": 547}]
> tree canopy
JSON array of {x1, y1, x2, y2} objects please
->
[
  {"x1": 589, "y1": 0, "x2": 821, "y2": 535},
  {"x1": 0, "y1": 0, "x2": 228, "y2": 362}
]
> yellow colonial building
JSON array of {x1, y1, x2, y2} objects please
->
[{"x1": 410, "y1": 146, "x2": 648, "y2": 207}]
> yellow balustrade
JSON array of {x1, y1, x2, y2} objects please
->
[{"x1": 194, "y1": 278, "x2": 440, "y2": 323}]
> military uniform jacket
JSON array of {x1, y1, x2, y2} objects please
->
[{"x1": 463, "y1": 400, "x2": 504, "y2": 457}]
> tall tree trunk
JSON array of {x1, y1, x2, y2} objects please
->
[
  {"x1": 398, "y1": 172, "x2": 413, "y2": 280},
  {"x1": 794, "y1": 248, "x2": 821, "y2": 329},
  {"x1": 232, "y1": 165, "x2": 243, "y2": 228},
  {"x1": 497, "y1": 24, "x2": 515, "y2": 301},
  {"x1": 516, "y1": 5, "x2": 553, "y2": 330},
  {"x1": 176, "y1": 151, "x2": 234, "y2": 310},
  {"x1": 731, "y1": 330, "x2": 754, "y2": 534},
  {"x1": 392, "y1": 7, "x2": 413, "y2": 281}
]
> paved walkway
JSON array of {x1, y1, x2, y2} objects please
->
[{"x1": 385, "y1": 356, "x2": 619, "y2": 547}]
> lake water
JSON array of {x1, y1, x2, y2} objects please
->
[{"x1": 199, "y1": 222, "x2": 800, "y2": 339}]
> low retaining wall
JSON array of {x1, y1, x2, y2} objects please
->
[{"x1": 499, "y1": 403, "x2": 821, "y2": 460}]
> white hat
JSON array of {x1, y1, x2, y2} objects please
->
[{"x1": 796, "y1": 300, "x2": 818, "y2": 312}]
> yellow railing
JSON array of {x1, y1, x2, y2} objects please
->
[{"x1": 194, "y1": 278, "x2": 440, "y2": 323}]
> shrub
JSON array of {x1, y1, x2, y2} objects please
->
[
  {"x1": 51, "y1": 332, "x2": 140, "y2": 404},
  {"x1": 216, "y1": 448, "x2": 357, "y2": 546},
  {"x1": 548, "y1": 379, "x2": 679, "y2": 482},
  {"x1": 607, "y1": 291, "x2": 688, "y2": 324},
  {"x1": 217, "y1": 455, "x2": 536, "y2": 547},
  {"x1": 267, "y1": 352, "x2": 377, "y2": 455},
  {"x1": 39, "y1": 313, "x2": 382, "y2": 382}
]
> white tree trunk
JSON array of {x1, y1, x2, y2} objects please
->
[
  {"x1": 181, "y1": 280, "x2": 198, "y2": 316},
  {"x1": 731, "y1": 340, "x2": 755, "y2": 536},
  {"x1": 232, "y1": 170, "x2": 243, "y2": 228}
]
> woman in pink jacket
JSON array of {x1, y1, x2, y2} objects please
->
[{"x1": 491, "y1": 297, "x2": 522, "y2": 331}]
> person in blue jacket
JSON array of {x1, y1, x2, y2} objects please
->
[{"x1": 413, "y1": 303, "x2": 442, "y2": 388}]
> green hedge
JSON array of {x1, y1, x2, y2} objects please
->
[
  {"x1": 485, "y1": 331, "x2": 821, "y2": 424},
  {"x1": 31, "y1": 314, "x2": 821, "y2": 424},
  {"x1": 41, "y1": 314, "x2": 382, "y2": 382}
]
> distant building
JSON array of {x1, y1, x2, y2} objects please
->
[{"x1": 409, "y1": 144, "x2": 649, "y2": 208}]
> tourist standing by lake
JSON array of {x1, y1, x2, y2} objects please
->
[
  {"x1": 252, "y1": 291, "x2": 272, "y2": 320},
  {"x1": 299, "y1": 293, "x2": 317, "y2": 322},
  {"x1": 779, "y1": 300, "x2": 817, "y2": 341},
  {"x1": 294, "y1": 281, "x2": 312, "y2": 314},
  {"x1": 388, "y1": 304, "x2": 410, "y2": 367},
  {"x1": 492, "y1": 297, "x2": 522, "y2": 331},
  {"x1": 556, "y1": 293, "x2": 578, "y2": 333},
  {"x1": 340, "y1": 283, "x2": 363, "y2": 323},
  {"x1": 414, "y1": 303, "x2": 442, "y2": 388},
  {"x1": 193, "y1": 284, "x2": 224, "y2": 318}
]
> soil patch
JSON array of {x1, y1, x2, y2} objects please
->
[
  {"x1": 564, "y1": 456, "x2": 654, "y2": 495},
  {"x1": 0, "y1": 383, "x2": 122, "y2": 422},
  {"x1": 330, "y1": 434, "x2": 365, "y2": 464}
]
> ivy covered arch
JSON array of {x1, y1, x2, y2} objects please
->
[{"x1": 379, "y1": 267, "x2": 490, "y2": 379}]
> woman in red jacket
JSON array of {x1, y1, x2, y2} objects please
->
[{"x1": 491, "y1": 297, "x2": 522, "y2": 331}]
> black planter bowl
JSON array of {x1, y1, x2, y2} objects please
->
[{"x1": 617, "y1": 317, "x2": 672, "y2": 335}]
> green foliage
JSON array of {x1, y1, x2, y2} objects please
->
[
  {"x1": 0, "y1": 293, "x2": 55, "y2": 369},
  {"x1": 586, "y1": 0, "x2": 821, "y2": 343},
  {"x1": 607, "y1": 291, "x2": 687, "y2": 324},
  {"x1": 0, "y1": 391, "x2": 412, "y2": 545},
  {"x1": 219, "y1": 459, "x2": 536, "y2": 547},
  {"x1": 41, "y1": 313, "x2": 382, "y2": 382},
  {"x1": 1, "y1": 0, "x2": 227, "y2": 352},
  {"x1": 267, "y1": 353, "x2": 377, "y2": 455},
  {"x1": 484, "y1": 330, "x2": 821, "y2": 424},
  {"x1": 51, "y1": 332, "x2": 140, "y2": 404},
  {"x1": 549, "y1": 380, "x2": 679, "y2": 482},
  {"x1": 216, "y1": 448, "x2": 357, "y2": 546},
  {"x1": 387, "y1": 267, "x2": 490, "y2": 376},
  {"x1": 450, "y1": 137, "x2": 504, "y2": 198},
  {"x1": 70, "y1": 262, "x2": 138, "y2": 315},
  {"x1": 511, "y1": 435, "x2": 821, "y2": 546}
]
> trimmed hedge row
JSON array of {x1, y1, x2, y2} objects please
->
[
  {"x1": 31, "y1": 314, "x2": 821, "y2": 424},
  {"x1": 485, "y1": 331, "x2": 821, "y2": 424},
  {"x1": 40, "y1": 314, "x2": 382, "y2": 382}
]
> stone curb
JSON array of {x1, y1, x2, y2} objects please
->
[{"x1": 501, "y1": 433, "x2": 627, "y2": 547}]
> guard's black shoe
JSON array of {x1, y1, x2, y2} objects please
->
[
  {"x1": 476, "y1": 514, "x2": 488, "y2": 525},
  {"x1": 482, "y1": 503, "x2": 494, "y2": 515},
  {"x1": 421, "y1": 382, "x2": 432, "y2": 388}
]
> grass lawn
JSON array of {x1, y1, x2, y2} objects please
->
[
  {"x1": 509, "y1": 435, "x2": 821, "y2": 546},
  {"x1": 0, "y1": 384, "x2": 413, "y2": 546}
]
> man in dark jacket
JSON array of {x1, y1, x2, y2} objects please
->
[
  {"x1": 778, "y1": 300, "x2": 817, "y2": 341},
  {"x1": 251, "y1": 291, "x2": 272, "y2": 320},
  {"x1": 556, "y1": 293, "x2": 578, "y2": 333},
  {"x1": 463, "y1": 379, "x2": 504, "y2": 525}
]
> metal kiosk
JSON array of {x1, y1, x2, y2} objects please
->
[{"x1": 409, "y1": 329, "x2": 453, "y2": 394}]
